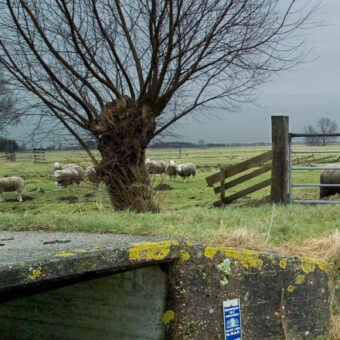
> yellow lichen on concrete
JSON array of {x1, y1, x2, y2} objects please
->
[
  {"x1": 287, "y1": 285, "x2": 294, "y2": 293},
  {"x1": 204, "y1": 247, "x2": 263, "y2": 270},
  {"x1": 180, "y1": 250, "x2": 190, "y2": 261},
  {"x1": 29, "y1": 266, "x2": 43, "y2": 280},
  {"x1": 299, "y1": 257, "x2": 329, "y2": 273},
  {"x1": 300, "y1": 258, "x2": 316, "y2": 274},
  {"x1": 162, "y1": 310, "x2": 175, "y2": 325},
  {"x1": 279, "y1": 259, "x2": 287, "y2": 269},
  {"x1": 74, "y1": 249, "x2": 86, "y2": 253},
  {"x1": 314, "y1": 259, "x2": 330, "y2": 272},
  {"x1": 55, "y1": 252, "x2": 76, "y2": 257},
  {"x1": 295, "y1": 275, "x2": 305, "y2": 285},
  {"x1": 204, "y1": 247, "x2": 219, "y2": 258},
  {"x1": 129, "y1": 241, "x2": 179, "y2": 261}
]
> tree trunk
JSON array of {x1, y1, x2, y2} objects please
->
[{"x1": 92, "y1": 97, "x2": 159, "y2": 212}]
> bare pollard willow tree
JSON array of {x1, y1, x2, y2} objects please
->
[{"x1": 0, "y1": 0, "x2": 318, "y2": 211}]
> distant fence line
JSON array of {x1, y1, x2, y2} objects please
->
[{"x1": 33, "y1": 149, "x2": 47, "y2": 164}]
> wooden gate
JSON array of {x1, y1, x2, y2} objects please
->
[{"x1": 206, "y1": 150, "x2": 272, "y2": 206}]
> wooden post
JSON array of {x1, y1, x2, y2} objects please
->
[
  {"x1": 5, "y1": 152, "x2": 16, "y2": 162},
  {"x1": 271, "y1": 116, "x2": 289, "y2": 203},
  {"x1": 220, "y1": 166, "x2": 226, "y2": 203}
]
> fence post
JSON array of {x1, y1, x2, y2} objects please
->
[
  {"x1": 33, "y1": 148, "x2": 46, "y2": 163},
  {"x1": 5, "y1": 152, "x2": 16, "y2": 161},
  {"x1": 220, "y1": 166, "x2": 226, "y2": 203},
  {"x1": 271, "y1": 116, "x2": 289, "y2": 203}
]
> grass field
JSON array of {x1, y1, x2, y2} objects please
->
[
  {"x1": 0, "y1": 146, "x2": 340, "y2": 246},
  {"x1": 1, "y1": 146, "x2": 340, "y2": 336}
]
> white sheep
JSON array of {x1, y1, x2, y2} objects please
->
[
  {"x1": 54, "y1": 168, "x2": 83, "y2": 189},
  {"x1": 166, "y1": 160, "x2": 178, "y2": 181},
  {"x1": 86, "y1": 165, "x2": 100, "y2": 186},
  {"x1": 54, "y1": 162, "x2": 85, "y2": 176},
  {"x1": 0, "y1": 176, "x2": 25, "y2": 202},
  {"x1": 145, "y1": 158, "x2": 166, "y2": 177},
  {"x1": 177, "y1": 163, "x2": 196, "y2": 183}
]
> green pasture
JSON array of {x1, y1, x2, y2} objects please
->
[{"x1": 0, "y1": 146, "x2": 339, "y2": 251}]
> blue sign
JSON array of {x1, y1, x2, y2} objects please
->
[{"x1": 223, "y1": 299, "x2": 242, "y2": 340}]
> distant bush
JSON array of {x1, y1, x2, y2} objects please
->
[{"x1": 0, "y1": 136, "x2": 19, "y2": 152}]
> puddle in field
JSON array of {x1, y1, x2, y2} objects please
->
[
  {"x1": 154, "y1": 184, "x2": 173, "y2": 191},
  {"x1": 5, "y1": 195, "x2": 34, "y2": 202},
  {"x1": 59, "y1": 196, "x2": 78, "y2": 203}
]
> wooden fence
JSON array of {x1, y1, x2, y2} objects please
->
[
  {"x1": 5, "y1": 152, "x2": 16, "y2": 161},
  {"x1": 33, "y1": 149, "x2": 46, "y2": 163},
  {"x1": 206, "y1": 150, "x2": 272, "y2": 207},
  {"x1": 206, "y1": 150, "x2": 338, "y2": 207},
  {"x1": 0, "y1": 152, "x2": 16, "y2": 162}
]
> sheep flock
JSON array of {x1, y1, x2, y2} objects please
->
[
  {"x1": 147, "y1": 159, "x2": 196, "y2": 183},
  {"x1": 0, "y1": 159, "x2": 196, "y2": 203}
]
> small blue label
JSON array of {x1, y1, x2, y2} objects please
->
[{"x1": 223, "y1": 299, "x2": 242, "y2": 340}]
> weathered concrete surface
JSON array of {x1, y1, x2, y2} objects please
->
[
  {"x1": 0, "y1": 231, "x2": 180, "y2": 295},
  {"x1": 165, "y1": 245, "x2": 330, "y2": 339},
  {"x1": 0, "y1": 231, "x2": 331, "y2": 339},
  {"x1": 0, "y1": 266, "x2": 167, "y2": 340}
]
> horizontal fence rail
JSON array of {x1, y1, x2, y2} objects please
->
[
  {"x1": 213, "y1": 178, "x2": 272, "y2": 207},
  {"x1": 206, "y1": 150, "x2": 272, "y2": 187},
  {"x1": 292, "y1": 166, "x2": 340, "y2": 171},
  {"x1": 289, "y1": 132, "x2": 340, "y2": 204},
  {"x1": 292, "y1": 150, "x2": 340, "y2": 154},
  {"x1": 213, "y1": 164, "x2": 272, "y2": 194},
  {"x1": 291, "y1": 200, "x2": 340, "y2": 204},
  {"x1": 290, "y1": 133, "x2": 340, "y2": 138},
  {"x1": 292, "y1": 184, "x2": 340, "y2": 187}
]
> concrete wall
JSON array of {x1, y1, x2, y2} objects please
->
[
  {"x1": 0, "y1": 266, "x2": 167, "y2": 340},
  {"x1": 0, "y1": 232, "x2": 331, "y2": 339}
]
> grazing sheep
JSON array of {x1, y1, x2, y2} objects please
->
[
  {"x1": 166, "y1": 160, "x2": 178, "y2": 181},
  {"x1": 86, "y1": 166, "x2": 100, "y2": 186},
  {"x1": 0, "y1": 176, "x2": 24, "y2": 202},
  {"x1": 54, "y1": 168, "x2": 83, "y2": 189},
  {"x1": 54, "y1": 162, "x2": 85, "y2": 176},
  {"x1": 54, "y1": 162, "x2": 74, "y2": 170},
  {"x1": 145, "y1": 159, "x2": 166, "y2": 177},
  {"x1": 320, "y1": 164, "x2": 340, "y2": 199},
  {"x1": 177, "y1": 163, "x2": 196, "y2": 183}
]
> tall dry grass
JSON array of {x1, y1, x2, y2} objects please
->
[{"x1": 282, "y1": 230, "x2": 340, "y2": 339}]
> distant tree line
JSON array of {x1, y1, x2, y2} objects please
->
[
  {"x1": 0, "y1": 137, "x2": 97, "y2": 152},
  {"x1": 149, "y1": 141, "x2": 271, "y2": 148},
  {"x1": 0, "y1": 137, "x2": 273, "y2": 152},
  {"x1": 45, "y1": 140, "x2": 97, "y2": 151},
  {"x1": 0, "y1": 136, "x2": 19, "y2": 152},
  {"x1": 304, "y1": 118, "x2": 338, "y2": 146}
]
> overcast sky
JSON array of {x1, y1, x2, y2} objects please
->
[
  {"x1": 174, "y1": 0, "x2": 340, "y2": 144},
  {"x1": 7, "y1": 0, "x2": 340, "y2": 146}
]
